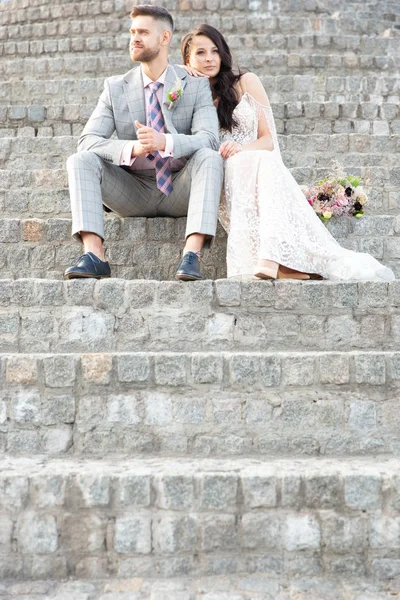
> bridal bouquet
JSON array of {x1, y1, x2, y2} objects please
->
[{"x1": 303, "y1": 174, "x2": 368, "y2": 221}]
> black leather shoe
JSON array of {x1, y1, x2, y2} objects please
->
[
  {"x1": 64, "y1": 252, "x2": 111, "y2": 279},
  {"x1": 175, "y1": 251, "x2": 203, "y2": 281}
]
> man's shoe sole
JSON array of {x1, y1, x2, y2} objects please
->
[
  {"x1": 175, "y1": 273, "x2": 203, "y2": 281},
  {"x1": 64, "y1": 272, "x2": 111, "y2": 280}
]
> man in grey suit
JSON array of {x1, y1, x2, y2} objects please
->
[{"x1": 65, "y1": 4, "x2": 223, "y2": 281}]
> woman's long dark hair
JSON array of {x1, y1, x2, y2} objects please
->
[{"x1": 181, "y1": 24, "x2": 243, "y2": 131}]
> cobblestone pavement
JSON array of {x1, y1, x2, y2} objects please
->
[{"x1": 1, "y1": 576, "x2": 400, "y2": 600}]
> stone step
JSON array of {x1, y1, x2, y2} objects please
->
[
  {"x1": 0, "y1": 455, "x2": 399, "y2": 580},
  {"x1": 1, "y1": 2, "x2": 399, "y2": 34},
  {"x1": 2, "y1": 349, "x2": 400, "y2": 456},
  {"x1": 2, "y1": 576, "x2": 400, "y2": 600},
  {"x1": 2, "y1": 32, "x2": 399, "y2": 57},
  {"x1": 0, "y1": 278, "x2": 399, "y2": 351},
  {"x1": 0, "y1": 158, "x2": 398, "y2": 214},
  {"x1": 0, "y1": 74, "x2": 400, "y2": 105},
  {"x1": 1, "y1": 134, "x2": 399, "y2": 166},
  {"x1": 1, "y1": 101, "x2": 400, "y2": 139},
  {"x1": 2, "y1": 74, "x2": 399, "y2": 106},
  {"x1": 2, "y1": 53, "x2": 398, "y2": 80},
  {"x1": 0, "y1": 215, "x2": 399, "y2": 279}
]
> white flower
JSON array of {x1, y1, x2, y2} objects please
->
[{"x1": 354, "y1": 186, "x2": 365, "y2": 198}]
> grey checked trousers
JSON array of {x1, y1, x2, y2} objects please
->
[{"x1": 66, "y1": 148, "x2": 224, "y2": 248}]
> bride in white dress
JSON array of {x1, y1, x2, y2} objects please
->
[{"x1": 181, "y1": 25, "x2": 395, "y2": 282}]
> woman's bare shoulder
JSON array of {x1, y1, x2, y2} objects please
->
[{"x1": 239, "y1": 72, "x2": 270, "y2": 105}]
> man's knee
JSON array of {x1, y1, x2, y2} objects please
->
[
  {"x1": 191, "y1": 147, "x2": 223, "y2": 167},
  {"x1": 66, "y1": 150, "x2": 103, "y2": 172}
]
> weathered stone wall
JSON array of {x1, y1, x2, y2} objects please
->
[{"x1": 0, "y1": 0, "x2": 400, "y2": 591}]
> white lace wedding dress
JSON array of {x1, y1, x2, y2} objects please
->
[{"x1": 219, "y1": 92, "x2": 395, "y2": 281}]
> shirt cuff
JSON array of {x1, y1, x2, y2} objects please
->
[
  {"x1": 120, "y1": 141, "x2": 137, "y2": 166},
  {"x1": 159, "y1": 134, "x2": 174, "y2": 158}
]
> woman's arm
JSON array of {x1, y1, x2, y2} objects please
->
[
  {"x1": 219, "y1": 72, "x2": 274, "y2": 158},
  {"x1": 240, "y1": 72, "x2": 274, "y2": 152}
]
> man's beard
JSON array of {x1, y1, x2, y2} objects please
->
[{"x1": 131, "y1": 45, "x2": 161, "y2": 63}]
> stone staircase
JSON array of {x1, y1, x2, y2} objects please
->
[{"x1": 1, "y1": 0, "x2": 400, "y2": 598}]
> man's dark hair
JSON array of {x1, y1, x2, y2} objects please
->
[{"x1": 130, "y1": 5, "x2": 174, "y2": 31}]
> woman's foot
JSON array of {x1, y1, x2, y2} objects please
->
[
  {"x1": 254, "y1": 260, "x2": 311, "y2": 281},
  {"x1": 277, "y1": 265, "x2": 310, "y2": 280},
  {"x1": 253, "y1": 259, "x2": 279, "y2": 280}
]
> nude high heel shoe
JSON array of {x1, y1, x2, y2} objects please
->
[
  {"x1": 253, "y1": 266, "x2": 279, "y2": 280},
  {"x1": 253, "y1": 265, "x2": 311, "y2": 281}
]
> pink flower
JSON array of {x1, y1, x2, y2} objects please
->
[{"x1": 171, "y1": 92, "x2": 178, "y2": 100}]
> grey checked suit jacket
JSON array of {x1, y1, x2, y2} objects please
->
[{"x1": 77, "y1": 64, "x2": 220, "y2": 164}]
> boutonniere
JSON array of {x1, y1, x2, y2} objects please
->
[{"x1": 167, "y1": 73, "x2": 183, "y2": 110}]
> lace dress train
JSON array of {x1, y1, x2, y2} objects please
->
[{"x1": 219, "y1": 93, "x2": 395, "y2": 282}]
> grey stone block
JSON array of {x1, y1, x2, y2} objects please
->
[
  {"x1": 114, "y1": 515, "x2": 152, "y2": 554},
  {"x1": 10, "y1": 390, "x2": 41, "y2": 423},
  {"x1": 43, "y1": 355, "x2": 76, "y2": 387},
  {"x1": 240, "y1": 280, "x2": 274, "y2": 307},
  {"x1": 355, "y1": 354, "x2": 386, "y2": 385},
  {"x1": 358, "y1": 282, "x2": 388, "y2": 308},
  {"x1": 229, "y1": 354, "x2": 260, "y2": 385},
  {"x1": 117, "y1": 353, "x2": 150, "y2": 383},
  {"x1": 371, "y1": 559, "x2": 400, "y2": 580},
  {"x1": 370, "y1": 517, "x2": 400, "y2": 549},
  {"x1": 173, "y1": 398, "x2": 206, "y2": 424},
  {"x1": 215, "y1": 279, "x2": 241, "y2": 306},
  {"x1": 156, "y1": 475, "x2": 194, "y2": 510},
  {"x1": 200, "y1": 473, "x2": 238, "y2": 510},
  {"x1": 153, "y1": 515, "x2": 197, "y2": 553},
  {"x1": 260, "y1": 357, "x2": 281, "y2": 386},
  {"x1": 17, "y1": 512, "x2": 58, "y2": 554},
  {"x1": 117, "y1": 475, "x2": 151, "y2": 507},
  {"x1": 42, "y1": 426, "x2": 73, "y2": 454},
  {"x1": 212, "y1": 398, "x2": 241, "y2": 425},
  {"x1": 0, "y1": 514, "x2": 13, "y2": 552},
  {"x1": 274, "y1": 280, "x2": 301, "y2": 310},
  {"x1": 126, "y1": 280, "x2": 156, "y2": 308},
  {"x1": 348, "y1": 401, "x2": 377, "y2": 431},
  {"x1": 29, "y1": 475, "x2": 66, "y2": 509},
  {"x1": 200, "y1": 515, "x2": 237, "y2": 552},
  {"x1": 241, "y1": 513, "x2": 282, "y2": 550},
  {"x1": 144, "y1": 392, "x2": 172, "y2": 425},
  {"x1": 95, "y1": 279, "x2": 126, "y2": 314},
  {"x1": 107, "y1": 394, "x2": 140, "y2": 426},
  {"x1": 75, "y1": 474, "x2": 110, "y2": 507},
  {"x1": 65, "y1": 279, "x2": 96, "y2": 306},
  {"x1": 284, "y1": 515, "x2": 321, "y2": 551},
  {"x1": 321, "y1": 515, "x2": 366, "y2": 554},
  {"x1": 245, "y1": 398, "x2": 273, "y2": 424},
  {"x1": 319, "y1": 354, "x2": 350, "y2": 384},
  {"x1": 34, "y1": 280, "x2": 64, "y2": 305},
  {"x1": 305, "y1": 474, "x2": 341, "y2": 508},
  {"x1": 241, "y1": 474, "x2": 278, "y2": 508},
  {"x1": 191, "y1": 354, "x2": 223, "y2": 384},
  {"x1": 344, "y1": 474, "x2": 382, "y2": 510},
  {"x1": 282, "y1": 356, "x2": 315, "y2": 386},
  {"x1": 155, "y1": 355, "x2": 187, "y2": 386}
]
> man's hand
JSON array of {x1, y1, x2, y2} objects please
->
[
  {"x1": 135, "y1": 120, "x2": 166, "y2": 153},
  {"x1": 219, "y1": 140, "x2": 243, "y2": 159}
]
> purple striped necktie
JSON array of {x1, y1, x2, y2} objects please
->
[{"x1": 146, "y1": 81, "x2": 173, "y2": 196}]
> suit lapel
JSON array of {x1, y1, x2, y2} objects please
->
[
  {"x1": 161, "y1": 65, "x2": 187, "y2": 133},
  {"x1": 123, "y1": 67, "x2": 146, "y2": 134}
]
